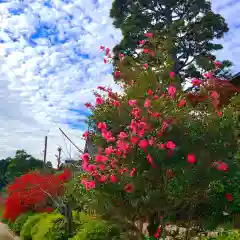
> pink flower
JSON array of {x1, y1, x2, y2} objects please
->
[
  {"x1": 144, "y1": 99, "x2": 151, "y2": 108},
  {"x1": 147, "y1": 89, "x2": 153, "y2": 96},
  {"x1": 125, "y1": 184, "x2": 134, "y2": 193},
  {"x1": 82, "y1": 131, "x2": 89, "y2": 139},
  {"x1": 128, "y1": 99, "x2": 137, "y2": 106},
  {"x1": 148, "y1": 136, "x2": 156, "y2": 146},
  {"x1": 215, "y1": 161, "x2": 228, "y2": 171},
  {"x1": 138, "y1": 139, "x2": 148, "y2": 149},
  {"x1": 154, "y1": 227, "x2": 161, "y2": 238},
  {"x1": 203, "y1": 72, "x2": 213, "y2": 78},
  {"x1": 214, "y1": 61, "x2": 221, "y2": 68},
  {"x1": 211, "y1": 91, "x2": 218, "y2": 98},
  {"x1": 116, "y1": 140, "x2": 130, "y2": 152},
  {"x1": 192, "y1": 79, "x2": 201, "y2": 86},
  {"x1": 95, "y1": 155, "x2": 108, "y2": 163},
  {"x1": 130, "y1": 136, "x2": 139, "y2": 144},
  {"x1": 98, "y1": 175, "x2": 107, "y2": 183},
  {"x1": 149, "y1": 111, "x2": 161, "y2": 118},
  {"x1": 146, "y1": 154, "x2": 155, "y2": 167},
  {"x1": 143, "y1": 63, "x2": 149, "y2": 69},
  {"x1": 187, "y1": 154, "x2": 197, "y2": 164},
  {"x1": 166, "y1": 169, "x2": 174, "y2": 179},
  {"x1": 96, "y1": 97, "x2": 104, "y2": 105},
  {"x1": 159, "y1": 143, "x2": 165, "y2": 149},
  {"x1": 105, "y1": 47, "x2": 110, "y2": 55},
  {"x1": 225, "y1": 193, "x2": 233, "y2": 202},
  {"x1": 143, "y1": 48, "x2": 150, "y2": 53},
  {"x1": 98, "y1": 164, "x2": 105, "y2": 171},
  {"x1": 87, "y1": 164, "x2": 96, "y2": 173},
  {"x1": 114, "y1": 71, "x2": 121, "y2": 78},
  {"x1": 105, "y1": 146, "x2": 114, "y2": 155},
  {"x1": 119, "y1": 132, "x2": 128, "y2": 139},
  {"x1": 84, "y1": 102, "x2": 92, "y2": 108},
  {"x1": 131, "y1": 107, "x2": 141, "y2": 119},
  {"x1": 81, "y1": 153, "x2": 90, "y2": 162},
  {"x1": 145, "y1": 32, "x2": 153, "y2": 37},
  {"x1": 97, "y1": 86, "x2": 106, "y2": 91},
  {"x1": 178, "y1": 99, "x2": 186, "y2": 107},
  {"x1": 85, "y1": 180, "x2": 96, "y2": 190},
  {"x1": 166, "y1": 141, "x2": 176, "y2": 150},
  {"x1": 169, "y1": 71, "x2": 175, "y2": 79},
  {"x1": 100, "y1": 46, "x2": 104, "y2": 50},
  {"x1": 112, "y1": 99, "x2": 120, "y2": 106},
  {"x1": 168, "y1": 85, "x2": 176, "y2": 98},
  {"x1": 118, "y1": 168, "x2": 128, "y2": 174},
  {"x1": 102, "y1": 130, "x2": 113, "y2": 141},
  {"x1": 109, "y1": 175, "x2": 118, "y2": 183},
  {"x1": 97, "y1": 122, "x2": 107, "y2": 130},
  {"x1": 130, "y1": 168, "x2": 136, "y2": 177},
  {"x1": 217, "y1": 111, "x2": 222, "y2": 117},
  {"x1": 139, "y1": 40, "x2": 145, "y2": 44}
]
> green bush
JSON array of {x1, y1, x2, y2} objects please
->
[
  {"x1": 10, "y1": 212, "x2": 34, "y2": 234},
  {"x1": 72, "y1": 211, "x2": 95, "y2": 231},
  {"x1": 203, "y1": 230, "x2": 240, "y2": 239},
  {"x1": 31, "y1": 212, "x2": 66, "y2": 240},
  {"x1": 70, "y1": 217, "x2": 121, "y2": 240},
  {"x1": 20, "y1": 212, "x2": 47, "y2": 240}
]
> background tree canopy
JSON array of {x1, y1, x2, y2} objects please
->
[
  {"x1": 0, "y1": 150, "x2": 52, "y2": 190},
  {"x1": 110, "y1": 0, "x2": 233, "y2": 81}
]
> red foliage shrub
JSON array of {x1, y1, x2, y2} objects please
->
[{"x1": 3, "y1": 169, "x2": 71, "y2": 221}]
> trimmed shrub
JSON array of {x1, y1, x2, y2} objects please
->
[
  {"x1": 45, "y1": 216, "x2": 67, "y2": 240},
  {"x1": 11, "y1": 212, "x2": 34, "y2": 235},
  {"x1": 72, "y1": 211, "x2": 96, "y2": 231},
  {"x1": 20, "y1": 213, "x2": 47, "y2": 240},
  {"x1": 31, "y1": 212, "x2": 65, "y2": 240},
  {"x1": 70, "y1": 217, "x2": 121, "y2": 240},
  {"x1": 203, "y1": 230, "x2": 240, "y2": 239}
]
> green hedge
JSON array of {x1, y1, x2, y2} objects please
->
[
  {"x1": 70, "y1": 213, "x2": 121, "y2": 240},
  {"x1": 31, "y1": 212, "x2": 66, "y2": 240},
  {"x1": 203, "y1": 230, "x2": 240, "y2": 240},
  {"x1": 18, "y1": 211, "x2": 123, "y2": 240},
  {"x1": 20, "y1": 212, "x2": 48, "y2": 240},
  {"x1": 10, "y1": 212, "x2": 34, "y2": 235}
]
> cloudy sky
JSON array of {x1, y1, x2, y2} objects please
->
[{"x1": 0, "y1": 0, "x2": 239, "y2": 166}]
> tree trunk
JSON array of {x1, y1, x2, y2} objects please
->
[{"x1": 64, "y1": 202, "x2": 73, "y2": 237}]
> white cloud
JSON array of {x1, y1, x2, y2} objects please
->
[
  {"x1": 0, "y1": 0, "x2": 122, "y2": 164},
  {"x1": 0, "y1": 0, "x2": 239, "y2": 165}
]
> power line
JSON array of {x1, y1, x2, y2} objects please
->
[
  {"x1": 61, "y1": 132, "x2": 71, "y2": 158},
  {"x1": 59, "y1": 127, "x2": 84, "y2": 154}
]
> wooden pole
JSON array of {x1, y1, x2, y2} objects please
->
[
  {"x1": 43, "y1": 136, "x2": 48, "y2": 165},
  {"x1": 57, "y1": 147, "x2": 62, "y2": 170}
]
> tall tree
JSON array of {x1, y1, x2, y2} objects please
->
[
  {"x1": 0, "y1": 150, "x2": 52, "y2": 189},
  {"x1": 110, "y1": 0, "x2": 232, "y2": 81}
]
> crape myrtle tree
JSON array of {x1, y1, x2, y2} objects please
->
[
  {"x1": 80, "y1": 35, "x2": 240, "y2": 239},
  {"x1": 109, "y1": 0, "x2": 233, "y2": 81}
]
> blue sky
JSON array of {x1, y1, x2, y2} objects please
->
[{"x1": 0, "y1": 0, "x2": 239, "y2": 164}]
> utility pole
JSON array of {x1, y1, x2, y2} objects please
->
[
  {"x1": 43, "y1": 135, "x2": 48, "y2": 165},
  {"x1": 55, "y1": 147, "x2": 62, "y2": 170}
]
